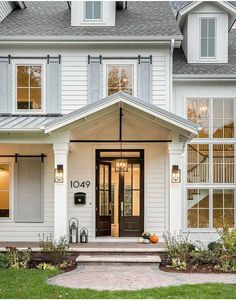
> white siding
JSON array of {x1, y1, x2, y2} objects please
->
[
  {"x1": 0, "y1": 144, "x2": 54, "y2": 242},
  {"x1": 67, "y1": 143, "x2": 168, "y2": 240},
  {"x1": 0, "y1": 1, "x2": 13, "y2": 23}
]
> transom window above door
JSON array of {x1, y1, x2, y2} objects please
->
[
  {"x1": 107, "y1": 65, "x2": 133, "y2": 96},
  {"x1": 16, "y1": 65, "x2": 42, "y2": 111}
]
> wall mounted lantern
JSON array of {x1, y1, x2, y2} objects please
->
[
  {"x1": 69, "y1": 218, "x2": 79, "y2": 244},
  {"x1": 54, "y1": 164, "x2": 64, "y2": 183},
  {"x1": 172, "y1": 165, "x2": 181, "y2": 183},
  {"x1": 80, "y1": 227, "x2": 88, "y2": 243}
]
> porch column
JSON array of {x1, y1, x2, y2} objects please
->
[
  {"x1": 168, "y1": 142, "x2": 184, "y2": 233},
  {"x1": 53, "y1": 142, "x2": 69, "y2": 240}
]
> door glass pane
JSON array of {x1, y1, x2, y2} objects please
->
[
  {"x1": 99, "y1": 191, "x2": 109, "y2": 216},
  {"x1": 133, "y1": 164, "x2": 140, "y2": 189},
  {"x1": 99, "y1": 165, "x2": 104, "y2": 189},
  {"x1": 124, "y1": 189, "x2": 132, "y2": 216},
  {"x1": 132, "y1": 191, "x2": 140, "y2": 216},
  {"x1": 124, "y1": 165, "x2": 131, "y2": 187},
  {"x1": 0, "y1": 165, "x2": 10, "y2": 218}
]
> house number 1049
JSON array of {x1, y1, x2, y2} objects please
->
[{"x1": 70, "y1": 181, "x2": 91, "y2": 188}]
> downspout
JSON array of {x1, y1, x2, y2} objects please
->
[{"x1": 169, "y1": 39, "x2": 175, "y2": 112}]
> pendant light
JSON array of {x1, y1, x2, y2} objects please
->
[{"x1": 115, "y1": 108, "x2": 128, "y2": 172}]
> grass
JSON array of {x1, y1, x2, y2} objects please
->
[{"x1": 0, "y1": 269, "x2": 235, "y2": 299}]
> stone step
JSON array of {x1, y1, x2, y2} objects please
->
[
  {"x1": 76, "y1": 254, "x2": 161, "y2": 263},
  {"x1": 71, "y1": 247, "x2": 166, "y2": 253}
]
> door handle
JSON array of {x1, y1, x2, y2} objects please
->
[{"x1": 121, "y1": 201, "x2": 124, "y2": 216}]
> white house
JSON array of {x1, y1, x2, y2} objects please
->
[{"x1": 0, "y1": 1, "x2": 235, "y2": 244}]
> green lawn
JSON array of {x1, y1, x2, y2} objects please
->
[{"x1": 0, "y1": 269, "x2": 235, "y2": 299}]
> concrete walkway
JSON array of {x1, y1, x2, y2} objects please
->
[{"x1": 48, "y1": 263, "x2": 236, "y2": 291}]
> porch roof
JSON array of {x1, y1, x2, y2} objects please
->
[{"x1": 44, "y1": 92, "x2": 199, "y2": 136}]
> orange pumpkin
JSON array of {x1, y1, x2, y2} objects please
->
[{"x1": 149, "y1": 234, "x2": 159, "y2": 244}]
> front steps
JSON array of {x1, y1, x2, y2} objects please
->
[
  {"x1": 76, "y1": 254, "x2": 161, "y2": 263},
  {"x1": 76, "y1": 245, "x2": 162, "y2": 264}
]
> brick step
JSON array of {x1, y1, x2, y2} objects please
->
[{"x1": 76, "y1": 254, "x2": 161, "y2": 264}]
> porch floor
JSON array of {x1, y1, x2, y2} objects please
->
[{"x1": 0, "y1": 241, "x2": 166, "y2": 252}]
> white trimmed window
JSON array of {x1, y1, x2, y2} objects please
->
[
  {"x1": 200, "y1": 18, "x2": 216, "y2": 58},
  {"x1": 16, "y1": 65, "x2": 43, "y2": 111},
  {"x1": 85, "y1": 1, "x2": 102, "y2": 20},
  {"x1": 187, "y1": 98, "x2": 236, "y2": 229},
  {"x1": 107, "y1": 65, "x2": 134, "y2": 96}
]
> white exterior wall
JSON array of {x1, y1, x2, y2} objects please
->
[
  {"x1": 173, "y1": 81, "x2": 236, "y2": 243},
  {"x1": 67, "y1": 143, "x2": 168, "y2": 240},
  {"x1": 0, "y1": 144, "x2": 54, "y2": 242},
  {"x1": 0, "y1": 1, "x2": 13, "y2": 23}
]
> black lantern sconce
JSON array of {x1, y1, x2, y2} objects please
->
[
  {"x1": 54, "y1": 164, "x2": 64, "y2": 183},
  {"x1": 69, "y1": 218, "x2": 79, "y2": 243},
  {"x1": 172, "y1": 165, "x2": 181, "y2": 183},
  {"x1": 80, "y1": 227, "x2": 88, "y2": 243}
]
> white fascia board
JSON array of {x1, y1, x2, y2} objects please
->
[
  {"x1": 173, "y1": 74, "x2": 236, "y2": 81},
  {"x1": 44, "y1": 96, "x2": 198, "y2": 135},
  {"x1": 0, "y1": 35, "x2": 183, "y2": 45}
]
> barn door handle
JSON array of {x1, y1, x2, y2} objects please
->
[{"x1": 121, "y1": 201, "x2": 124, "y2": 216}]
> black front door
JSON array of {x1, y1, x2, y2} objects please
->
[
  {"x1": 119, "y1": 160, "x2": 144, "y2": 237},
  {"x1": 96, "y1": 162, "x2": 112, "y2": 236}
]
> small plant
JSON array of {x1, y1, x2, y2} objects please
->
[
  {"x1": 217, "y1": 225, "x2": 236, "y2": 255},
  {"x1": 0, "y1": 253, "x2": 10, "y2": 269},
  {"x1": 163, "y1": 231, "x2": 194, "y2": 269},
  {"x1": 5, "y1": 247, "x2": 31, "y2": 269},
  {"x1": 141, "y1": 232, "x2": 151, "y2": 239},
  {"x1": 39, "y1": 234, "x2": 69, "y2": 264},
  {"x1": 37, "y1": 262, "x2": 57, "y2": 270}
]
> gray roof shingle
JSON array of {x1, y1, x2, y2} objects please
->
[
  {"x1": 173, "y1": 29, "x2": 236, "y2": 75},
  {"x1": 0, "y1": 1, "x2": 182, "y2": 38}
]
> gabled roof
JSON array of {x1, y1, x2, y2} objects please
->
[
  {"x1": 174, "y1": 1, "x2": 236, "y2": 29},
  {"x1": 44, "y1": 92, "x2": 199, "y2": 135},
  {"x1": 0, "y1": 1, "x2": 182, "y2": 41}
]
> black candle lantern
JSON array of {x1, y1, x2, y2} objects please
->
[
  {"x1": 69, "y1": 218, "x2": 79, "y2": 243},
  {"x1": 80, "y1": 227, "x2": 88, "y2": 243}
]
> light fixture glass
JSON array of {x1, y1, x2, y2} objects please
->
[
  {"x1": 172, "y1": 165, "x2": 181, "y2": 183},
  {"x1": 54, "y1": 164, "x2": 64, "y2": 183},
  {"x1": 115, "y1": 159, "x2": 128, "y2": 172}
]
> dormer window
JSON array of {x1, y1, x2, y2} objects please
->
[
  {"x1": 85, "y1": 1, "x2": 102, "y2": 21},
  {"x1": 200, "y1": 18, "x2": 216, "y2": 58}
]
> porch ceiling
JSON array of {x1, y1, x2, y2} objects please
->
[{"x1": 44, "y1": 92, "x2": 199, "y2": 142}]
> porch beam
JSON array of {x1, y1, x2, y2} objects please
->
[{"x1": 70, "y1": 140, "x2": 172, "y2": 143}]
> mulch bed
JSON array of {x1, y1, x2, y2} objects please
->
[{"x1": 160, "y1": 264, "x2": 234, "y2": 274}]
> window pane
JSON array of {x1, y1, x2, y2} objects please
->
[
  {"x1": 133, "y1": 164, "x2": 140, "y2": 189},
  {"x1": 208, "y1": 19, "x2": 215, "y2": 38},
  {"x1": 107, "y1": 65, "x2": 133, "y2": 96},
  {"x1": 213, "y1": 145, "x2": 223, "y2": 183},
  {"x1": 94, "y1": 1, "x2": 101, "y2": 19},
  {"x1": 30, "y1": 88, "x2": 41, "y2": 110},
  {"x1": 188, "y1": 209, "x2": 198, "y2": 228},
  {"x1": 30, "y1": 66, "x2": 41, "y2": 87},
  {"x1": 199, "y1": 209, "x2": 209, "y2": 228},
  {"x1": 85, "y1": 1, "x2": 93, "y2": 19},
  {"x1": 213, "y1": 189, "x2": 223, "y2": 208},
  {"x1": 17, "y1": 66, "x2": 28, "y2": 87},
  {"x1": 208, "y1": 38, "x2": 215, "y2": 57},
  {"x1": 224, "y1": 144, "x2": 234, "y2": 183},
  {"x1": 224, "y1": 189, "x2": 234, "y2": 208},
  {"x1": 201, "y1": 19, "x2": 208, "y2": 38},
  {"x1": 17, "y1": 88, "x2": 29, "y2": 109},
  {"x1": 213, "y1": 99, "x2": 223, "y2": 118},
  {"x1": 224, "y1": 99, "x2": 234, "y2": 119},
  {"x1": 201, "y1": 38, "x2": 208, "y2": 57},
  {"x1": 213, "y1": 209, "x2": 223, "y2": 228},
  {"x1": 132, "y1": 191, "x2": 140, "y2": 216},
  {"x1": 224, "y1": 209, "x2": 234, "y2": 227},
  {"x1": 188, "y1": 99, "x2": 198, "y2": 120}
]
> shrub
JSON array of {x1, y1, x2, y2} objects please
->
[
  {"x1": 0, "y1": 253, "x2": 10, "y2": 269},
  {"x1": 5, "y1": 247, "x2": 31, "y2": 269},
  {"x1": 39, "y1": 234, "x2": 69, "y2": 264},
  {"x1": 217, "y1": 225, "x2": 236, "y2": 255},
  {"x1": 163, "y1": 231, "x2": 195, "y2": 269},
  {"x1": 208, "y1": 241, "x2": 223, "y2": 252},
  {"x1": 37, "y1": 262, "x2": 57, "y2": 270}
]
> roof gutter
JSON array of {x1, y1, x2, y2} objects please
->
[
  {"x1": 0, "y1": 35, "x2": 183, "y2": 45},
  {"x1": 173, "y1": 74, "x2": 236, "y2": 81}
]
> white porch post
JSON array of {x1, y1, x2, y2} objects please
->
[
  {"x1": 53, "y1": 142, "x2": 69, "y2": 240},
  {"x1": 168, "y1": 142, "x2": 184, "y2": 233}
]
